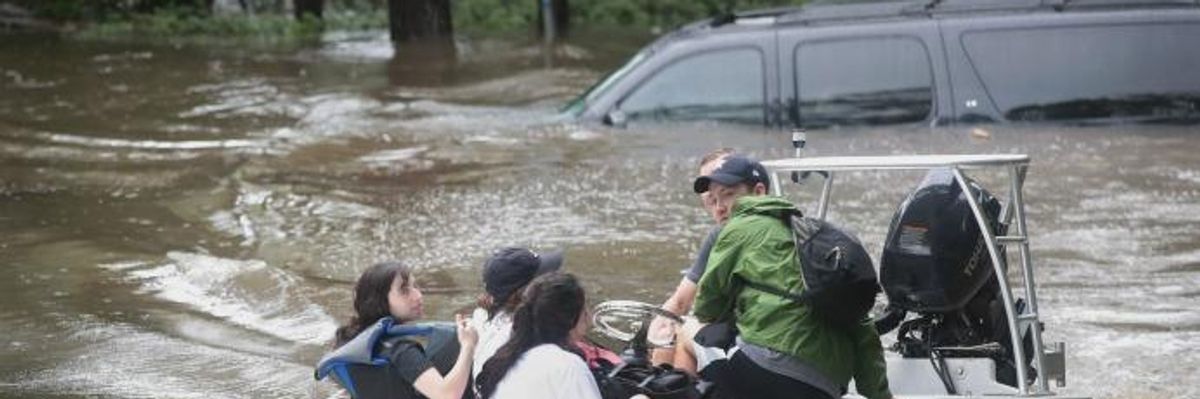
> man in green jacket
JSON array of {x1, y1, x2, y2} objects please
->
[{"x1": 691, "y1": 155, "x2": 892, "y2": 399}]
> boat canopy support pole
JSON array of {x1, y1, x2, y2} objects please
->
[
  {"x1": 951, "y1": 167, "x2": 1032, "y2": 395},
  {"x1": 771, "y1": 170, "x2": 834, "y2": 221},
  {"x1": 817, "y1": 172, "x2": 834, "y2": 220},
  {"x1": 1010, "y1": 164, "x2": 1052, "y2": 394}
]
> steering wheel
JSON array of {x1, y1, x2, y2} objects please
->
[{"x1": 591, "y1": 300, "x2": 685, "y2": 349}]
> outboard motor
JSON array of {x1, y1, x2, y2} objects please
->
[
  {"x1": 881, "y1": 168, "x2": 1001, "y2": 313},
  {"x1": 876, "y1": 168, "x2": 1033, "y2": 389}
]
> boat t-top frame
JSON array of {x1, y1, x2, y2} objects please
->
[{"x1": 760, "y1": 154, "x2": 1066, "y2": 397}]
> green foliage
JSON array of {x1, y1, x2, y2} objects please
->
[
  {"x1": 76, "y1": 8, "x2": 386, "y2": 38},
  {"x1": 452, "y1": 0, "x2": 808, "y2": 33},
  {"x1": 453, "y1": 0, "x2": 537, "y2": 32},
  {"x1": 12, "y1": 0, "x2": 124, "y2": 21},
  {"x1": 13, "y1": 0, "x2": 214, "y2": 21},
  {"x1": 24, "y1": 0, "x2": 804, "y2": 38}
]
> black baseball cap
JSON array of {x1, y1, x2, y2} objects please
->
[
  {"x1": 482, "y1": 247, "x2": 564, "y2": 302},
  {"x1": 692, "y1": 155, "x2": 770, "y2": 194}
]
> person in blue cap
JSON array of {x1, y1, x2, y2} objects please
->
[
  {"x1": 691, "y1": 155, "x2": 892, "y2": 399},
  {"x1": 471, "y1": 247, "x2": 565, "y2": 377}
]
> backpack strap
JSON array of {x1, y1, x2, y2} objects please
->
[
  {"x1": 788, "y1": 213, "x2": 822, "y2": 244},
  {"x1": 736, "y1": 208, "x2": 815, "y2": 305}
]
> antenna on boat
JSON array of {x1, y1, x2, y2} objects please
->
[{"x1": 790, "y1": 128, "x2": 807, "y2": 183}]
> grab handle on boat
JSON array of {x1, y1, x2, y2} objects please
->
[{"x1": 791, "y1": 129, "x2": 807, "y2": 183}]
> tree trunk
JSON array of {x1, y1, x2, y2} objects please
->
[
  {"x1": 388, "y1": 39, "x2": 457, "y2": 86},
  {"x1": 388, "y1": 0, "x2": 453, "y2": 42},
  {"x1": 536, "y1": 0, "x2": 569, "y2": 38},
  {"x1": 294, "y1": 0, "x2": 323, "y2": 20}
]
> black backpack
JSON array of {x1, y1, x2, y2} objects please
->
[
  {"x1": 741, "y1": 209, "x2": 880, "y2": 329},
  {"x1": 592, "y1": 359, "x2": 700, "y2": 399}
]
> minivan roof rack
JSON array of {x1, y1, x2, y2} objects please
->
[
  {"x1": 776, "y1": 1, "x2": 929, "y2": 24},
  {"x1": 709, "y1": 6, "x2": 804, "y2": 27},
  {"x1": 777, "y1": 0, "x2": 1198, "y2": 25},
  {"x1": 916, "y1": 0, "x2": 1200, "y2": 12},
  {"x1": 923, "y1": 0, "x2": 1050, "y2": 13},
  {"x1": 1050, "y1": 0, "x2": 1200, "y2": 10}
]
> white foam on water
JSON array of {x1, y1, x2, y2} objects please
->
[
  {"x1": 295, "y1": 94, "x2": 383, "y2": 137},
  {"x1": 33, "y1": 131, "x2": 263, "y2": 150},
  {"x1": 1072, "y1": 308, "x2": 1200, "y2": 329},
  {"x1": 1, "y1": 68, "x2": 61, "y2": 89},
  {"x1": 318, "y1": 32, "x2": 394, "y2": 61},
  {"x1": 1058, "y1": 325, "x2": 1200, "y2": 399},
  {"x1": 207, "y1": 210, "x2": 243, "y2": 237},
  {"x1": 1177, "y1": 169, "x2": 1200, "y2": 184},
  {"x1": 566, "y1": 127, "x2": 604, "y2": 141},
  {"x1": 357, "y1": 146, "x2": 429, "y2": 164},
  {"x1": 308, "y1": 199, "x2": 386, "y2": 220},
  {"x1": 461, "y1": 133, "x2": 522, "y2": 145},
  {"x1": 389, "y1": 69, "x2": 597, "y2": 106},
  {"x1": 379, "y1": 100, "x2": 559, "y2": 135},
  {"x1": 16, "y1": 319, "x2": 312, "y2": 399},
  {"x1": 91, "y1": 51, "x2": 154, "y2": 63},
  {"x1": 180, "y1": 78, "x2": 296, "y2": 119},
  {"x1": 0, "y1": 138, "x2": 209, "y2": 163},
  {"x1": 126, "y1": 252, "x2": 336, "y2": 345},
  {"x1": 95, "y1": 260, "x2": 153, "y2": 272}
]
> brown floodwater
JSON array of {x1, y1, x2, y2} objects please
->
[{"x1": 0, "y1": 29, "x2": 1196, "y2": 399}]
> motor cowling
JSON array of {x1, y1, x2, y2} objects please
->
[{"x1": 880, "y1": 168, "x2": 1003, "y2": 314}]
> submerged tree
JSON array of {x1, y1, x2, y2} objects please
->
[
  {"x1": 387, "y1": 0, "x2": 451, "y2": 41},
  {"x1": 294, "y1": 0, "x2": 323, "y2": 20},
  {"x1": 536, "y1": 0, "x2": 569, "y2": 38}
]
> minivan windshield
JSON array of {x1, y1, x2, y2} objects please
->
[
  {"x1": 561, "y1": 50, "x2": 650, "y2": 116},
  {"x1": 963, "y1": 23, "x2": 1200, "y2": 124}
]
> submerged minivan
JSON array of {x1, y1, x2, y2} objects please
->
[{"x1": 563, "y1": 0, "x2": 1200, "y2": 129}]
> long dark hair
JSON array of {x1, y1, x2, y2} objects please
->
[
  {"x1": 334, "y1": 261, "x2": 413, "y2": 346},
  {"x1": 476, "y1": 290, "x2": 523, "y2": 321},
  {"x1": 475, "y1": 272, "x2": 586, "y2": 398}
]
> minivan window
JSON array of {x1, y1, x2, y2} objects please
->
[
  {"x1": 963, "y1": 23, "x2": 1200, "y2": 123},
  {"x1": 620, "y1": 48, "x2": 765, "y2": 124},
  {"x1": 794, "y1": 37, "x2": 934, "y2": 128}
]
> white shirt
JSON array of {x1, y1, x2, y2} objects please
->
[
  {"x1": 490, "y1": 344, "x2": 603, "y2": 399},
  {"x1": 473, "y1": 311, "x2": 514, "y2": 378}
]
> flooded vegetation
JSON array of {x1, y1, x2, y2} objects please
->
[{"x1": 1, "y1": 29, "x2": 1197, "y2": 399}]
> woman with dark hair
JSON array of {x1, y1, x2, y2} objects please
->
[
  {"x1": 327, "y1": 261, "x2": 477, "y2": 399},
  {"x1": 474, "y1": 272, "x2": 602, "y2": 399}
]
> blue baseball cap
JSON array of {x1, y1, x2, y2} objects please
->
[{"x1": 692, "y1": 155, "x2": 770, "y2": 194}]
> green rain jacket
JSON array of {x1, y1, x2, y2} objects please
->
[{"x1": 693, "y1": 195, "x2": 891, "y2": 399}]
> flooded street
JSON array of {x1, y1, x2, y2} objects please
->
[{"x1": 1, "y1": 30, "x2": 1196, "y2": 399}]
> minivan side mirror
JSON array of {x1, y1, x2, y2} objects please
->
[{"x1": 604, "y1": 109, "x2": 628, "y2": 128}]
